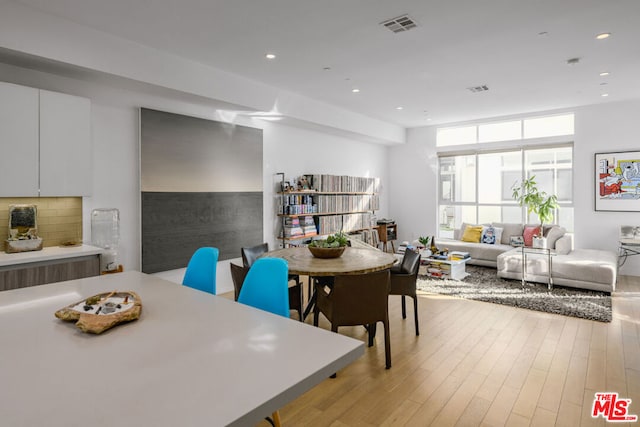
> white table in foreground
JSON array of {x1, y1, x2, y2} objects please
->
[{"x1": 0, "y1": 271, "x2": 364, "y2": 427}]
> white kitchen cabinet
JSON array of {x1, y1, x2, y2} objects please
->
[
  {"x1": 39, "y1": 90, "x2": 92, "y2": 196},
  {"x1": 0, "y1": 82, "x2": 39, "y2": 196}
]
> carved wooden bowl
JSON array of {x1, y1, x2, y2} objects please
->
[
  {"x1": 55, "y1": 291, "x2": 142, "y2": 334},
  {"x1": 308, "y1": 246, "x2": 346, "y2": 259}
]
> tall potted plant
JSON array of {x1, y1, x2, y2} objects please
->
[{"x1": 511, "y1": 175, "x2": 559, "y2": 248}]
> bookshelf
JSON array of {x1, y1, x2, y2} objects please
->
[{"x1": 277, "y1": 173, "x2": 380, "y2": 247}]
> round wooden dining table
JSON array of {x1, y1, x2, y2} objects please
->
[
  {"x1": 264, "y1": 246, "x2": 397, "y2": 277},
  {"x1": 263, "y1": 246, "x2": 397, "y2": 320}
]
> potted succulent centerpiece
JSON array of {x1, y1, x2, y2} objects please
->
[
  {"x1": 512, "y1": 175, "x2": 559, "y2": 248},
  {"x1": 308, "y1": 232, "x2": 349, "y2": 258}
]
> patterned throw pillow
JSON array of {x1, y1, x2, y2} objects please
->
[
  {"x1": 461, "y1": 225, "x2": 483, "y2": 243},
  {"x1": 481, "y1": 226, "x2": 503, "y2": 245},
  {"x1": 522, "y1": 226, "x2": 541, "y2": 247}
]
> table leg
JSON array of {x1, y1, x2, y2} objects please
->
[
  {"x1": 303, "y1": 289, "x2": 317, "y2": 321},
  {"x1": 548, "y1": 250, "x2": 553, "y2": 291},
  {"x1": 521, "y1": 248, "x2": 526, "y2": 288}
]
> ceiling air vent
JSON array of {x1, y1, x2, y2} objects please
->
[
  {"x1": 380, "y1": 14, "x2": 418, "y2": 33},
  {"x1": 467, "y1": 85, "x2": 490, "y2": 93}
]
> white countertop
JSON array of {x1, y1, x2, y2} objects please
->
[
  {"x1": 0, "y1": 244, "x2": 103, "y2": 267},
  {"x1": 0, "y1": 271, "x2": 364, "y2": 426}
]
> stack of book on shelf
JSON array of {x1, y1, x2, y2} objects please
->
[
  {"x1": 316, "y1": 213, "x2": 373, "y2": 235},
  {"x1": 356, "y1": 228, "x2": 380, "y2": 248},
  {"x1": 449, "y1": 251, "x2": 470, "y2": 261},
  {"x1": 299, "y1": 216, "x2": 317, "y2": 237},
  {"x1": 308, "y1": 174, "x2": 380, "y2": 193},
  {"x1": 424, "y1": 260, "x2": 452, "y2": 278},
  {"x1": 315, "y1": 195, "x2": 379, "y2": 213},
  {"x1": 282, "y1": 217, "x2": 304, "y2": 239},
  {"x1": 280, "y1": 193, "x2": 317, "y2": 215}
]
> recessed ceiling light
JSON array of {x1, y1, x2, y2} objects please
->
[
  {"x1": 265, "y1": 53, "x2": 276, "y2": 60},
  {"x1": 596, "y1": 32, "x2": 611, "y2": 40},
  {"x1": 538, "y1": 31, "x2": 549, "y2": 37},
  {"x1": 351, "y1": 88, "x2": 360, "y2": 93},
  {"x1": 427, "y1": 118, "x2": 432, "y2": 121},
  {"x1": 601, "y1": 93, "x2": 609, "y2": 97},
  {"x1": 600, "y1": 82, "x2": 608, "y2": 86},
  {"x1": 599, "y1": 71, "x2": 610, "y2": 77},
  {"x1": 323, "y1": 67, "x2": 331, "y2": 71},
  {"x1": 396, "y1": 106, "x2": 403, "y2": 110},
  {"x1": 566, "y1": 57, "x2": 580, "y2": 66}
]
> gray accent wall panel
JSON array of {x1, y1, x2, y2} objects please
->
[
  {"x1": 140, "y1": 108, "x2": 263, "y2": 273},
  {"x1": 142, "y1": 192, "x2": 263, "y2": 273}
]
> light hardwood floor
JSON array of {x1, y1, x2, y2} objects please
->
[{"x1": 252, "y1": 274, "x2": 640, "y2": 427}]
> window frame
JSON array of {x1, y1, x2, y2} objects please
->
[{"x1": 437, "y1": 142, "x2": 574, "y2": 235}]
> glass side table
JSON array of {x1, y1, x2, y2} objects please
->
[{"x1": 521, "y1": 247, "x2": 556, "y2": 290}]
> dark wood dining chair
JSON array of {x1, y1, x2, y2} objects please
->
[
  {"x1": 389, "y1": 249, "x2": 421, "y2": 335},
  {"x1": 242, "y1": 243, "x2": 301, "y2": 287},
  {"x1": 313, "y1": 269, "x2": 391, "y2": 369}
]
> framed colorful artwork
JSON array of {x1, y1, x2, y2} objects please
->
[{"x1": 595, "y1": 151, "x2": 640, "y2": 211}]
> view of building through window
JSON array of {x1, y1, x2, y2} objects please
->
[{"x1": 438, "y1": 146, "x2": 574, "y2": 237}]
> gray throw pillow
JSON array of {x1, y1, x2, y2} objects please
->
[
  {"x1": 492, "y1": 223, "x2": 524, "y2": 245},
  {"x1": 454, "y1": 222, "x2": 469, "y2": 241}
]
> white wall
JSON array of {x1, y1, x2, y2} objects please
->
[
  {"x1": 262, "y1": 121, "x2": 390, "y2": 251},
  {"x1": 0, "y1": 61, "x2": 390, "y2": 293},
  {"x1": 389, "y1": 100, "x2": 640, "y2": 276}
]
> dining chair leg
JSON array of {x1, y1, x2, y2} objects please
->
[
  {"x1": 313, "y1": 307, "x2": 319, "y2": 327},
  {"x1": 401, "y1": 295, "x2": 407, "y2": 319},
  {"x1": 383, "y1": 317, "x2": 391, "y2": 369},
  {"x1": 291, "y1": 283, "x2": 303, "y2": 322},
  {"x1": 271, "y1": 410, "x2": 282, "y2": 427},
  {"x1": 413, "y1": 296, "x2": 420, "y2": 336},
  {"x1": 368, "y1": 323, "x2": 377, "y2": 347}
]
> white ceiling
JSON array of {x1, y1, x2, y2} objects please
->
[{"x1": 9, "y1": 0, "x2": 640, "y2": 128}]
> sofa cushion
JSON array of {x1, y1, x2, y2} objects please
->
[
  {"x1": 492, "y1": 223, "x2": 524, "y2": 245},
  {"x1": 555, "y1": 234, "x2": 573, "y2": 255},
  {"x1": 461, "y1": 225, "x2": 483, "y2": 243},
  {"x1": 454, "y1": 222, "x2": 468, "y2": 240},
  {"x1": 545, "y1": 226, "x2": 566, "y2": 249}
]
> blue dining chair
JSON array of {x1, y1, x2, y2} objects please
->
[
  {"x1": 182, "y1": 247, "x2": 219, "y2": 294},
  {"x1": 237, "y1": 256, "x2": 289, "y2": 427},
  {"x1": 238, "y1": 257, "x2": 290, "y2": 318}
]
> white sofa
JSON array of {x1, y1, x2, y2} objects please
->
[
  {"x1": 435, "y1": 223, "x2": 618, "y2": 293},
  {"x1": 434, "y1": 223, "x2": 565, "y2": 268},
  {"x1": 496, "y1": 246, "x2": 618, "y2": 293}
]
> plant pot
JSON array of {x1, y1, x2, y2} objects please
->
[
  {"x1": 532, "y1": 236, "x2": 547, "y2": 249},
  {"x1": 308, "y1": 246, "x2": 346, "y2": 259}
]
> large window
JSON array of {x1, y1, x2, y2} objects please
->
[{"x1": 438, "y1": 145, "x2": 573, "y2": 237}]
